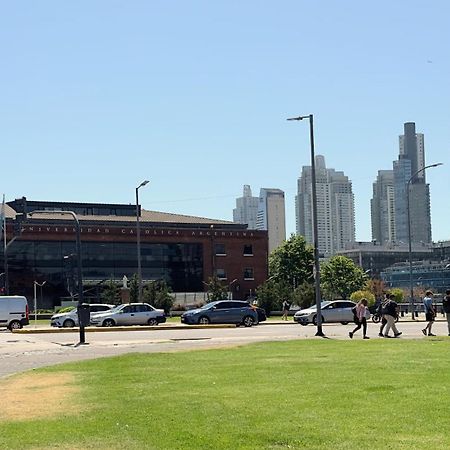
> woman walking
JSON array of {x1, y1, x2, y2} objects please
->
[{"x1": 349, "y1": 298, "x2": 370, "y2": 339}]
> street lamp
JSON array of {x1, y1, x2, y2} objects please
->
[
  {"x1": 29, "y1": 210, "x2": 86, "y2": 344},
  {"x1": 136, "y1": 180, "x2": 149, "y2": 302},
  {"x1": 288, "y1": 114, "x2": 324, "y2": 337},
  {"x1": 407, "y1": 162, "x2": 443, "y2": 319},
  {"x1": 33, "y1": 280, "x2": 46, "y2": 326}
]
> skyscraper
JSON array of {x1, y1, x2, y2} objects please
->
[
  {"x1": 233, "y1": 185, "x2": 259, "y2": 229},
  {"x1": 296, "y1": 155, "x2": 355, "y2": 257},
  {"x1": 371, "y1": 170, "x2": 396, "y2": 244},
  {"x1": 256, "y1": 188, "x2": 286, "y2": 253},
  {"x1": 394, "y1": 122, "x2": 432, "y2": 244}
]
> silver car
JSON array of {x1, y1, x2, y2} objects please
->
[
  {"x1": 293, "y1": 300, "x2": 370, "y2": 325},
  {"x1": 90, "y1": 302, "x2": 166, "y2": 327},
  {"x1": 51, "y1": 303, "x2": 115, "y2": 328}
]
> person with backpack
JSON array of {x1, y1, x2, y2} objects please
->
[
  {"x1": 349, "y1": 298, "x2": 370, "y2": 339},
  {"x1": 377, "y1": 293, "x2": 389, "y2": 337},
  {"x1": 422, "y1": 290, "x2": 436, "y2": 336},
  {"x1": 281, "y1": 300, "x2": 291, "y2": 321},
  {"x1": 443, "y1": 289, "x2": 450, "y2": 336},
  {"x1": 382, "y1": 293, "x2": 402, "y2": 338}
]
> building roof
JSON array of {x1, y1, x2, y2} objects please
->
[{"x1": 4, "y1": 200, "x2": 236, "y2": 226}]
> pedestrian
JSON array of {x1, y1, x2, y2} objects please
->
[
  {"x1": 382, "y1": 293, "x2": 402, "y2": 338},
  {"x1": 378, "y1": 293, "x2": 389, "y2": 337},
  {"x1": 281, "y1": 300, "x2": 291, "y2": 321},
  {"x1": 422, "y1": 290, "x2": 436, "y2": 336},
  {"x1": 443, "y1": 289, "x2": 450, "y2": 336},
  {"x1": 349, "y1": 298, "x2": 370, "y2": 339}
]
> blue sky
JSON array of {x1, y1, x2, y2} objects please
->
[{"x1": 1, "y1": 1, "x2": 449, "y2": 241}]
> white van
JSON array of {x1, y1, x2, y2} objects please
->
[{"x1": 0, "y1": 296, "x2": 30, "y2": 330}]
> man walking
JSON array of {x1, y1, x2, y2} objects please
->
[
  {"x1": 382, "y1": 293, "x2": 402, "y2": 338},
  {"x1": 422, "y1": 290, "x2": 436, "y2": 336},
  {"x1": 443, "y1": 289, "x2": 450, "y2": 336}
]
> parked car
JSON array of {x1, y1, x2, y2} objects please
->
[
  {"x1": 90, "y1": 303, "x2": 166, "y2": 327},
  {"x1": 51, "y1": 303, "x2": 115, "y2": 328},
  {"x1": 0, "y1": 295, "x2": 29, "y2": 330},
  {"x1": 293, "y1": 300, "x2": 371, "y2": 325},
  {"x1": 181, "y1": 300, "x2": 259, "y2": 327}
]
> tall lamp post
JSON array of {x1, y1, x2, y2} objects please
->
[
  {"x1": 288, "y1": 114, "x2": 324, "y2": 337},
  {"x1": 33, "y1": 280, "x2": 46, "y2": 326},
  {"x1": 407, "y1": 162, "x2": 443, "y2": 319},
  {"x1": 136, "y1": 180, "x2": 149, "y2": 302},
  {"x1": 29, "y1": 210, "x2": 86, "y2": 344}
]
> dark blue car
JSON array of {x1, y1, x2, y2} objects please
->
[{"x1": 181, "y1": 300, "x2": 259, "y2": 327}]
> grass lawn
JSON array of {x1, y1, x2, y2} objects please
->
[{"x1": 1, "y1": 339, "x2": 450, "y2": 449}]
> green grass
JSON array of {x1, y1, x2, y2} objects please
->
[{"x1": 1, "y1": 339, "x2": 450, "y2": 449}]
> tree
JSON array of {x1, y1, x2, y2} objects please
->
[
  {"x1": 320, "y1": 255, "x2": 367, "y2": 300},
  {"x1": 365, "y1": 278, "x2": 386, "y2": 302},
  {"x1": 390, "y1": 287, "x2": 405, "y2": 303},
  {"x1": 100, "y1": 279, "x2": 120, "y2": 305},
  {"x1": 269, "y1": 234, "x2": 314, "y2": 287},
  {"x1": 204, "y1": 276, "x2": 228, "y2": 302},
  {"x1": 129, "y1": 274, "x2": 139, "y2": 303},
  {"x1": 350, "y1": 290, "x2": 376, "y2": 307},
  {"x1": 292, "y1": 281, "x2": 315, "y2": 309},
  {"x1": 255, "y1": 280, "x2": 279, "y2": 316},
  {"x1": 143, "y1": 280, "x2": 174, "y2": 314}
]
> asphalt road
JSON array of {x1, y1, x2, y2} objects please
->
[{"x1": 1, "y1": 319, "x2": 448, "y2": 379}]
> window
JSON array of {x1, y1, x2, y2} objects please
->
[
  {"x1": 214, "y1": 243, "x2": 226, "y2": 256},
  {"x1": 243, "y1": 268, "x2": 254, "y2": 280},
  {"x1": 243, "y1": 245, "x2": 253, "y2": 256},
  {"x1": 216, "y1": 268, "x2": 227, "y2": 279}
]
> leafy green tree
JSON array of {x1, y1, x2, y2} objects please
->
[
  {"x1": 143, "y1": 280, "x2": 174, "y2": 314},
  {"x1": 292, "y1": 281, "x2": 315, "y2": 309},
  {"x1": 101, "y1": 279, "x2": 120, "y2": 305},
  {"x1": 390, "y1": 287, "x2": 405, "y2": 303},
  {"x1": 269, "y1": 234, "x2": 314, "y2": 287},
  {"x1": 320, "y1": 255, "x2": 367, "y2": 300},
  {"x1": 350, "y1": 290, "x2": 376, "y2": 307},
  {"x1": 255, "y1": 280, "x2": 279, "y2": 316},
  {"x1": 129, "y1": 274, "x2": 139, "y2": 303},
  {"x1": 204, "y1": 276, "x2": 228, "y2": 302}
]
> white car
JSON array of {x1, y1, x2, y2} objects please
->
[
  {"x1": 293, "y1": 300, "x2": 371, "y2": 325},
  {"x1": 51, "y1": 303, "x2": 115, "y2": 328},
  {"x1": 90, "y1": 303, "x2": 166, "y2": 327}
]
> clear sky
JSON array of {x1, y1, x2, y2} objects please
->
[{"x1": 1, "y1": 1, "x2": 449, "y2": 241}]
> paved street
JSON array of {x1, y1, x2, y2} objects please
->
[{"x1": 1, "y1": 320, "x2": 448, "y2": 379}]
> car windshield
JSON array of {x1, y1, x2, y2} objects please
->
[
  {"x1": 106, "y1": 305, "x2": 123, "y2": 313},
  {"x1": 305, "y1": 301, "x2": 331, "y2": 311},
  {"x1": 200, "y1": 302, "x2": 216, "y2": 310}
]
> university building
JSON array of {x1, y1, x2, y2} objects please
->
[{"x1": 1, "y1": 199, "x2": 269, "y2": 309}]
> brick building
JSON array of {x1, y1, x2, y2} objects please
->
[{"x1": 1, "y1": 199, "x2": 269, "y2": 308}]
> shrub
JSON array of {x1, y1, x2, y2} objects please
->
[{"x1": 350, "y1": 290, "x2": 376, "y2": 307}]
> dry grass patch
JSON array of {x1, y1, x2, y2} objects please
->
[{"x1": 0, "y1": 372, "x2": 83, "y2": 421}]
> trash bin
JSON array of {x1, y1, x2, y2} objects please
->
[{"x1": 77, "y1": 304, "x2": 91, "y2": 327}]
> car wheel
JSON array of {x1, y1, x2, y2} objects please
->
[
  {"x1": 242, "y1": 315, "x2": 254, "y2": 327},
  {"x1": 340, "y1": 321, "x2": 349, "y2": 325},
  {"x1": 299, "y1": 322, "x2": 308, "y2": 326},
  {"x1": 103, "y1": 319, "x2": 115, "y2": 327},
  {"x1": 8, "y1": 320, "x2": 22, "y2": 331},
  {"x1": 372, "y1": 315, "x2": 381, "y2": 324},
  {"x1": 312, "y1": 315, "x2": 324, "y2": 326},
  {"x1": 148, "y1": 318, "x2": 158, "y2": 326},
  {"x1": 63, "y1": 319, "x2": 76, "y2": 328},
  {"x1": 198, "y1": 316, "x2": 210, "y2": 325}
]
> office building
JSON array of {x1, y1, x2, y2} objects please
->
[
  {"x1": 394, "y1": 122, "x2": 432, "y2": 244},
  {"x1": 256, "y1": 188, "x2": 286, "y2": 254},
  {"x1": 371, "y1": 170, "x2": 396, "y2": 244},
  {"x1": 296, "y1": 155, "x2": 355, "y2": 257},
  {"x1": 233, "y1": 185, "x2": 259, "y2": 229}
]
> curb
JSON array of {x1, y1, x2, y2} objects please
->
[{"x1": 12, "y1": 324, "x2": 237, "y2": 334}]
